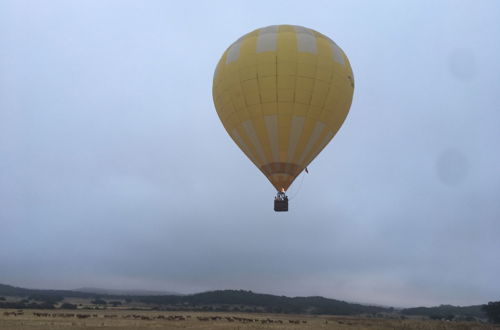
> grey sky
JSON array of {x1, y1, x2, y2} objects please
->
[{"x1": 1, "y1": 0, "x2": 499, "y2": 308}]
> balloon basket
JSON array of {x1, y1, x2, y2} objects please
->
[{"x1": 274, "y1": 192, "x2": 289, "y2": 212}]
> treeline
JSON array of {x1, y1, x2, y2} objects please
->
[
  {"x1": 401, "y1": 304, "x2": 485, "y2": 318},
  {"x1": 0, "y1": 290, "x2": 77, "y2": 310},
  {"x1": 0, "y1": 283, "x2": 497, "y2": 321},
  {"x1": 0, "y1": 284, "x2": 116, "y2": 300},
  {"x1": 134, "y1": 290, "x2": 392, "y2": 315},
  {"x1": 0, "y1": 284, "x2": 390, "y2": 315},
  {"x1": 0, "y1": 301, "x2": 57, "y2": 309}
]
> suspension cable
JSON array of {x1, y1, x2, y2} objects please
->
[{"x1": 288, "y1": 171, "x2": 307, "y2": 201}]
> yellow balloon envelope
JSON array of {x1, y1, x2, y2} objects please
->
[{"x1": 213, "y1": 25, "x2": 354, "y2": 192}]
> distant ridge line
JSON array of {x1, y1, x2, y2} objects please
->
[
  {"x1": 74, "y1": 287, "x2": 183, "y2": 296},
  {"x1": 0, "y1": 283, "x2": 487, "y2": 318}
]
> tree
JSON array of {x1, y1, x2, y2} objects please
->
[
  {"x1": 60, "y1": 303, "x2": 77, "y2": 310},
  {"x1": 29, "y1": 294, "x2": 63, "y2": 303},
  {"x1": 482, "y1": 302, "x2": 500, "y2": 323},
  {"x1": 91, "y1": 298, "x2": 107, "y2": 305}
]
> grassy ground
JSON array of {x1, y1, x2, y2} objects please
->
[{"x1": 1, "y1": 309, "x2": 498, "y2": 329}]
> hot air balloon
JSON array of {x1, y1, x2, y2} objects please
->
[{"x1": 212, "y1": 25, "x2": 354, "y2": 211}]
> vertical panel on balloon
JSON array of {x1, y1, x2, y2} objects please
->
[
  {"x1": 251, "y1": 115, "x2": 274, "y2": 164},
  {"x1": 291, "y1": 118, "x2": 316, "y2": 165},
  {"x1": 286, "y1": 115, "x2": 306, "y2": 163}
]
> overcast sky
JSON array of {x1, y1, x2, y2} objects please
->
[{"x1": 1, "y1": 0, "x2": 499, "y2": 308}]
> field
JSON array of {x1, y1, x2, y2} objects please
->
[{"x1": 1, "y1": 309, "x2": 499, "y2": 330}]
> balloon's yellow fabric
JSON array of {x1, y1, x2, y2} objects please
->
[{"x1": 213, "y1": 25, "x2": 354, "y2": 191}]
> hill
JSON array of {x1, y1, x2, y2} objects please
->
[
  {"x1": 0, "y1": 283, "x2": 488, "y2": 319},
  {"x1": 0, "y1": 283, "x2": 99, "y2": 299},
  {"x1": 0, "y1": 284, "x2": 392, "y2": 314},
  {"x1": 135, "y1": 289, "x2": 392, "y2": 315},
  {"x1": 74, "y1": 287, "x2": 182, "y2": 296},
  {"x1": 401, "y1": 304, "x2": 485, "y2": 319}
]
